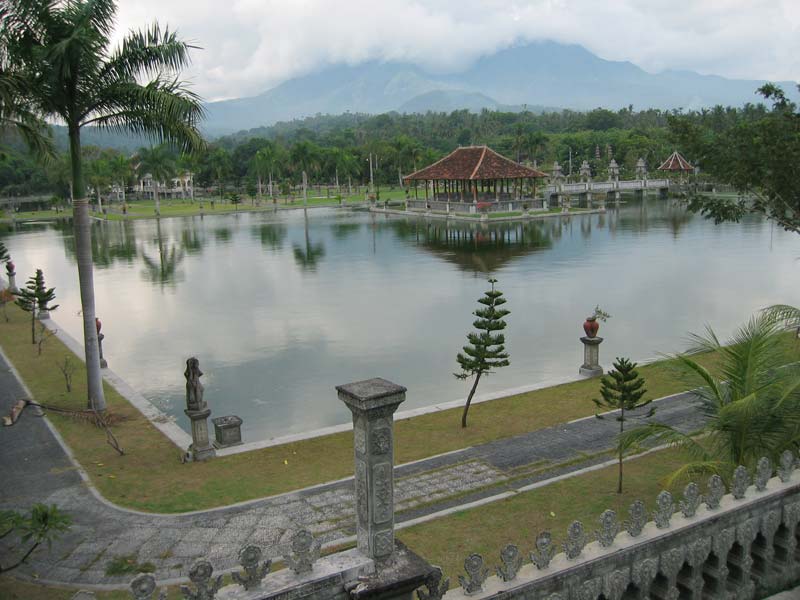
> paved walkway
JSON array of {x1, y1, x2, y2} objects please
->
[{"x1": 0, "y1": 350, "x2": 705, "y2": 588}]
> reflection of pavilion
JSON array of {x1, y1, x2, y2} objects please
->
[
  {"x1": 387, "y1": 218, "x2": 556, "y2": 273},
  {"x1": 404, "y1": 146, "x2": 547, "y2": 213}
]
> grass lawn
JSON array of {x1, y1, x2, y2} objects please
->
[
  {"x1": 1, "y1": 303, "x2": 796, "y2": 513},
  {"x1": 399, "y1": 447, "x2": 692, "y2": 578}
]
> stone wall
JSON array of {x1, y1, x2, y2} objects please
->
[{"x1": 438, "y1": 455, "x2": 800, "y2": 600}]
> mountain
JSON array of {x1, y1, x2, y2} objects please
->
[{"x1": 203, "y1": 41, "x2": 798, "y2": 136}]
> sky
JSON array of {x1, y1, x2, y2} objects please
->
[{"x1": 116, "y1": 0, "x2": 800, "y2": 102}]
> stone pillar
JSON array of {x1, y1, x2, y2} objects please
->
[
  {"x1": 184, "y1": 357, "x2": 216, "y2": 461},
  {"x1": 6, "y1": 262, "x2": 17, "y2": 293},
  {"x1": 579, "y1": 336, "x2": 603, "y2": 377},
  {"x1": 336, "y1": 377, "x2": 406, "y2": 561}
]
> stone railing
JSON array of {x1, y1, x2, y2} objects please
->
[
  {"x1": 431, "y1": 453, "x2": 800, "y2": 600},
  {"x1": 406, "y1": 199, "x2": 545, "y2": 214}
]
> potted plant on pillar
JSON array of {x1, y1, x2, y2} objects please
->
[{"x1": 583, "y1": 305, "x2": 611, "y2": 338}]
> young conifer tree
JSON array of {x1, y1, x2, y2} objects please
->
[
  {"x1": 594, "y1": 357, "x2": 652, "y2": 493},
  {"x1": 15, "y1": 269, "x2": 59, "y2": 344},
  {"x1": 455, "y1": 278, "x2": 510, "y2": 428}
]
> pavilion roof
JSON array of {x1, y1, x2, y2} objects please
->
[
  {"x1": 404, "y1": 146, "x2": 547, "y2": 181},
  {"x1": 657, "y1": 151, "x2": 694, "y2": 172}
]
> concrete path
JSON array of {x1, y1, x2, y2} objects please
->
[{"x1": 0, "y1": 349, "x2": 705, "y2": 588}]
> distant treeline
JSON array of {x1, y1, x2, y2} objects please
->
[{"x1": 0, "y1": 102, "x2": 773, "y2": 200}]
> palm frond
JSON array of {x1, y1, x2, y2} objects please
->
[{"x1": 100, "y1": 23, "x2": 197, "y2": 81}]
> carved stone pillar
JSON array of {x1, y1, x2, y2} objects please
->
[
  {"x1": 580, "y1": 336, "x2": 603, "y2": 377},
  {"x1": 337, "y1": 377, "x2": 406, "y2": 561}
]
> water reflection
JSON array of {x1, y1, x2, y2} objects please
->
[{"x1": 4, "y1": 197, "x2": 796, "y2": 440}]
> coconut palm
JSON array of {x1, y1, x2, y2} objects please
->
[
  {"x1": 1, "y1": 0, "x2": 204, "y2": 410},
  {"x1": 137, "y1": 145, "x2": 176, "y2": 216},
  {"x1": 250, "y1": 143, "x2": 277, "y2": 200},
  {"x1": 620, "y1": 312, "x2": 800, "y2": 485}
]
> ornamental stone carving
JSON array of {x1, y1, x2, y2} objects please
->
[
  {"x1": 755, "y1": 456, "x2": 772, "y2": 491},
  {"x1": 356, "y1": 460, "x2": 368, "y2": 525},
  {"x1": 631, "y1": 557, "x2": 659, "y2": 588},
  {"x1": 779, "y1": 450, "x2": 796, "y2": 482},
  {"x1": 372, "y1": 427, "x2": 391, "y2": 454},
  {"x1": 284, "y1": 529, "x2": 320, "y2": 575},
  {"x1": 737, "y1": 517, "x2": 759, "y2": 546},
  {"x1": 659, "y1": 546, "x2": 685, "y2": 578},
  {"x1": 232, "y1": 545, "x2": 270, "y2": 590},
  {"x1": 680, "y1": 482, "x2": 702, "y2": 518},
  {"x1": 530, "y1": 531, "x2": 556, "y2": 569},
  {"x1": 604, "y1": 569, "x2": 630, "y2": 600},
  {"x1": 131, "y1": 574, "x2": 166, "y2": 600},
  {"x1": 626, "y1": 500, "x2": 647, "y2": 537},
  {"x1": 373, "y1": 531, "x2": 394, "y2": 556},
  {"x1": 372, "y1": 462, "x2": 392, "y2": 523},
  {"x1": 417, "y1": 566, "x2": 450, "y2": 600},
  {"x1": 784, "y1": 500, "x2": 800, "y2": 528},
  {"x1": 706, "y1": 475, "x2": 725, "y2": 509},
  {"x1": 762, "y1": 509, "x2": 782, "y2": 561},
  {"x1": 732, "y1": 465, "x2": 750, "y2": 499},
  {"x1": 572, "y1": 578, "x2": 603, "y2": 600},
  {"x1": 563, "y1": 521, "x2": 587, "y2": 559},
  {"x1": 495, "y1": 544, "x2": 522, "y2": 582},
  {"x1": 712, "y1": 527, "x2": 736, "y2": 560},
  {"x1": 654, "y1": 490, "x2": 674, "y2": 529},
  {"x1": 687, "y1": 537, "x2": 711, "y2": 566},
  {"x1": 180, "y1": 561, "x2": 222, "y2": 600},
  {"x1": 596, "y1": 509, "x2": 619, "y2": 547},
  {"x1": 458, "y1": 553, "x2": 489, "y2": 595}
]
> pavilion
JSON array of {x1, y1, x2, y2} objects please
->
[
  {"x1": 403, "y1": 145, "x2": 547, "y2": 204},
  {"x1": 657, "y1": 150, "x2": 693, "y2": 173}
]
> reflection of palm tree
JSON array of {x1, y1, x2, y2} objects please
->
[
  {"x1": 253, "y1": 224, "x2": 287, "y2": 250},
  {"x1": 141, "y1": 219, "x2": 184, "y2": 286},
  {"x1": 293, "y1": 209, "x2": 325, "y2": 271},
  {"x1": 180, "y1": 224, "x2": 205, "y2": 255}
]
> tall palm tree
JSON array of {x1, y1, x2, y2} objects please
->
[
  {"x1": 2, "y1": 0, "x2": 204, "y2": 410},
  {"x1": 620, "y1": 312, "x2": 800, "y2": 485},
  {"x1": 137, "y1": 145, "x2": 176, "y2": 216},
  {"x1": 108, "y1": 153, "x2": 131, "y2": 203},
  {"x1": 208, "y1": 147, "x2": 232, "y2": 200},
  {"x1": 250, "y1": 143, "x2": 276, "y2": 200}
]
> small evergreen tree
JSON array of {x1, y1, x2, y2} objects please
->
[
  {"x1": 455, "y1": 278, "x2": 510, "y2": 428},
  {"x1": 594, "y1": 357, "x2": 652, "y2": 493},
  {"x1": 0, "y1": 241, "x2": 8, "y2": 264},
  {"x1": 15, "y1": 269, "x2": 59, "y2": 344}
]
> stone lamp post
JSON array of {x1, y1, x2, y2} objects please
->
[
  {"x1": 336, "y1": 377, "x2": 406, "y2": 561},
  {"x1": 184, "y1": 357, "x2": 216, "y2": 461}
]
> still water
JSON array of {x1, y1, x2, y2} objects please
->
[{"x1": 3, "y1": 199, "x2": 798, "y2": 441}]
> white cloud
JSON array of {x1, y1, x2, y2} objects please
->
[{"x1": 115, "y1": 0, "x2": 800, "y2": 102}]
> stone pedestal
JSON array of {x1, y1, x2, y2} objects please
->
[
  {"x1": 213, "y1": 415, "x2": 243, "y2": 448},
  {"x1": 336, "y1": 377, "x2": 406, "y2": 561},
  {"x1": 7, "y1": 272, "x2": 16, "y2": 293},
  {"x1": 186, "y1": 408, "x2": 216, "y2": 461},
  {"x1": 580, "y1": 336, "x2": 604, "y2": 377},
  {"x1": 38, "y1": 309, "x2": 50, "y2": 320},
  {"x1": 97, "y1": 332, "x2": 108, "y2": 369}
]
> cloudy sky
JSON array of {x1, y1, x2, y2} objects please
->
[{"x1": 116, "y1": 0, "x2": 800, "y2": 102}]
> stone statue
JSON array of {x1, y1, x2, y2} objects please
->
[{"x1": 185, "y1": 357, "x2": 205, "y2": 412}]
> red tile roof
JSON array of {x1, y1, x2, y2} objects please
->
[
  {"x1": 657, "y1": 151, "x2": 694, "y2": 172},
  {"x1": 404, "y1": 146, "x2": 548, "y2": 181}
]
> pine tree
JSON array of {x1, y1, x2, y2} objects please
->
[
  {"x1": 594, "y1": 357, "x2": 652, "y2": 493},
  {"x1": 15, "y1": 269, "x2": 59, "y2": 344},
  {"x1": 455, "y1": 278, "x2": 510, "y2": 428}
]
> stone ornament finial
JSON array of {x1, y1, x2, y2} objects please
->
[
  {"x1": 180, "y1": 561, "x2": 222, "y2": 600},
  {"x1": 417, "y1": 566, "x2": 450, "y2": 600},
  {"x1": 495, "y1": 544, "x2": 522, "y2": 582},
  {"x1": 679, "y1": 482, "x2": 702, "y2": 518},
  {"x1": 731, "y1": 465, "x2": 750, "y2": 499},
  {"x1": 653, "y1": 491, "x2": 674, "y2": 529},
  {"x1": 530, "y1": 531, "x2": 556, "y2": 570},
  {"x1": 706, "y1": 475, "x2": 725, "y2": 509},
  {"x1": 232, "y1": 545, "x2": 271, "y2": 590},
  {"x1": 563, "y1": 521, "x2": 586, "y2": 559},
  {"x1": 596, "y1": 509, "x2": 619, "y2": 547},
  {"x1": 779, "y1": 450, "x2": 796, "y2": 482},
  {"x1": 130, "y1": 574, "x2": 166, "y2": 600},
  {"x1": 625, "y1": 500, "x2": 647, "y2": 537},
  {"x1": 755, "y1": 456, "x2": 771, "y2": 491},
  {"x1": 284, "y1": 529, "x2": 320, "y2": 576},
  {"x1": 458, "y1": 553, "x2": 489, "y2": 595}
]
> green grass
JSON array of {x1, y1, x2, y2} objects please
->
[
  {"x1": 2, "y1": 303, "x2": 796, "y2": 513},
  {"x1": 398, "y1": 447, "x2": 692, "y2": 578}
]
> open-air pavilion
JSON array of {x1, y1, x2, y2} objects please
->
[{"x1": 403, "y1": 146, "x2": 548, "y2": 208}]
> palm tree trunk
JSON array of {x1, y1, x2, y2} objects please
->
[
  {"x1": 69, "y1": 124, "x2": 106, "y2": 411},
  {"x1": 257, "y1": 176, "x2": 263, "y2": 200},
  {"x1": 461, "y1": 371, "x2": 482, "y2": 428},
  {"x1": 268, "y1": 171, "x2": 273, "y2": 201},
  {"x1": 154, "y1": 187, "x2": 160, "y2": 216}
]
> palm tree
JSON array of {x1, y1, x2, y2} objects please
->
[
  {"x1": 137, "y1": 145, "x2": 176, "y2": 216},
  {"x1": 2, "y1": 0, "x2": 204, "y2": 410},
  {"x1": 208, "y1": 147, "x2": 232, "y2": 200},
  {"x1": 250, "y1": 143, "x2": 277, "y2": 200},
  {"x1": 620, "y1": 312, "x2": 800, "y2": 485},
  {"x1": 108, "y1": 153, "x2": 132, "y2": 203}
]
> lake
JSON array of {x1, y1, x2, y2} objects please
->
[{"x1": 3, "y1": 198, "x2": 798, "y2": 441}]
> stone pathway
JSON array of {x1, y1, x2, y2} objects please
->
[{"x1": 0, "y1": 350, "x2": 704, "y2": 588}]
